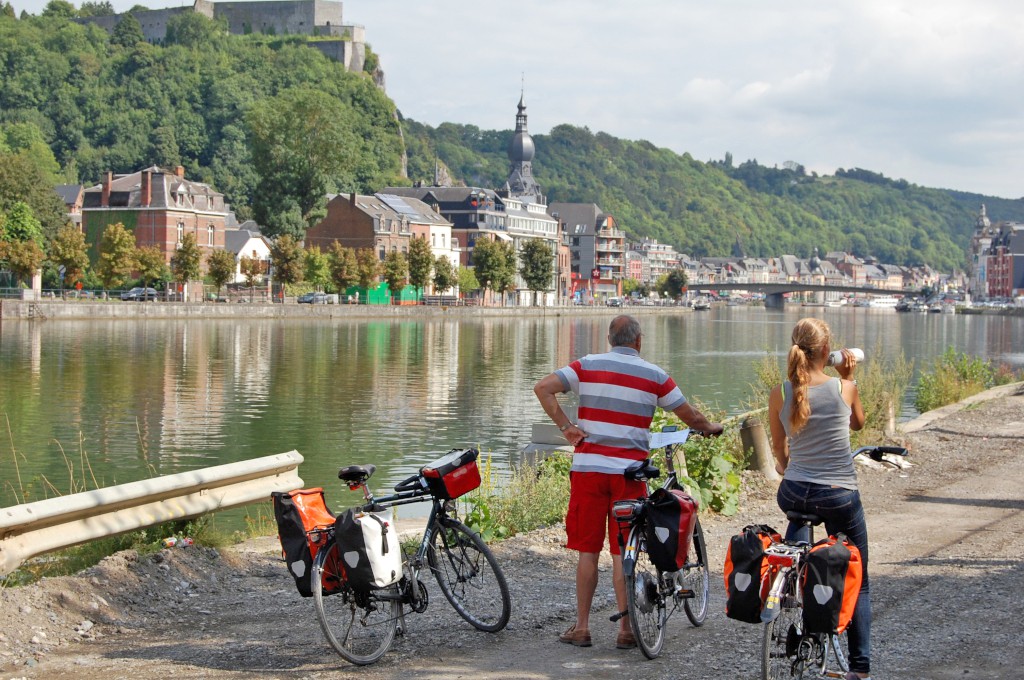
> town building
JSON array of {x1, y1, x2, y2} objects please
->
[
  {"x1": 987, "y1": 224, "x2": 1024, "y2": 297},
  {"x1": 55, "y1": 184, "x2": 84, "y2": 229},
  {"x1": 81, "y1": 165, "x2": 230, "y2": 269},
  {"x1": 224, "y1": 225, "x2": 272, "y2": 284}
]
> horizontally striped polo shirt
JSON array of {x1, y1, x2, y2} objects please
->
[{"x1": 555, "y1": 346, "x2": 687, "y2": 474}]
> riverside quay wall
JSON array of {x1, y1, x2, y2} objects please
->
[{"x1": 0, "y1": 300, "x2": 689, "y2": 322}]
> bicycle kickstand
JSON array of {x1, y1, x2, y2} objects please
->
[{"x1": 609, "y1": 609, "x2": 628, "y2": 623}]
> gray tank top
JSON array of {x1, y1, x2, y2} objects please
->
[{"x1": 780, "y1": 378, "x2": 857, "y2": 490}]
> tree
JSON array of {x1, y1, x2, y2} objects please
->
[
  {"x1": 382, "y1": 250, "x2": 408, "y2": 302},
  {"x1": 433, "y1": 255, "x2": 458, "y2": 295},
  {"x1": 41, "y1": 0, "x2": 76, "y2": 18},
  {"x1": 469, "y1": 237, "x2": 511, "y2": 304},
  {"x1": 4, "y1": 240, "x2": 45, "y2": 286},
  {"x1": 0, "y1": 151, "x2": 68, "y2": 240},
  {"x1": 327, "y1": 241, "x2": 358, "y2": 293},
  {"x1": 659, "y1": 268, "x2": 688, "y2": 300},
  {"x1": 1, "y1": 3, "x2": 15, "y2": 18},
  {"x1": 0, "y1": 201, "x2": 44, "y2": 247},
  {"x1": 48, "y1": 225, "x2": 90, "y2": 290},
  {"x1": 355, "y1": 248, "x2": 379, "y2": 290},
  {"x1": 206, "y1": 249, "x2": 235, "y2": 299},
  {"x1": 136, "y1": 245, "x2": 169, "y2": 292},
  {"x1": 407, "y1": 236, "x2": 434, "y2": 294},
  {"x1": 97, "y1": 223, "x2": 137, "y2": 290},
  {"x1": 246, "y1": 88, "x2": 358, "y2": 238},
  {"x1": 269, "y1": 234, "x2": 303, "y2": 297},
  {"x1": 111, "y1": 13, "x2": 145, "y2": 47},
  {"x1": 303, "y1": 245, "x2": 330, "y2": 291},
  {"x1": 518, "y1": 238, "x2": 554, "y2": 305},
  {"x1": 79, "y1": 0, "x2": 114, "y2": 16},
  {"x1": 170, "y1": 233, "x2": 202, "y2": 299},
  {"x1": 457, "y1": 266, "x2": 479, "y2": 297},
  {"x1": 165, "y1": 11, "x2": 222, "y2": 48},
  {"x1": 240, "y1": 255, "x2": 264, "y2": 302}
]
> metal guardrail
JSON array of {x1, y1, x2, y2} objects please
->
[{"x1": 0, "y1": 451, "x2": 304, "y2": 577}]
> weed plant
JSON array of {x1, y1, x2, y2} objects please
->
[{"x1": 914, "y1": 347, "x2": 1023, "y2": 413}]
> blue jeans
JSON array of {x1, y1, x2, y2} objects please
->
[{"x1": 777, "y1": 479, "x2": 871, "y2": 675}]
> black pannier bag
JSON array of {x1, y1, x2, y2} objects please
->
[
  {"x1": 643, "y1": 487, "x2": 699, "y2": 572},
  {"x1": 801, "y1": 534, "x2": 863, "y2": 634},
  {"x1": 723, "y1": 524, "x2": 781, "y2": 623},
  {"x1": 271, "y1": 488, "x2": 337, "y2": 597},
  {"x1": 420, "y1": 448, "x2": 481, "y2": 500},
  {"x1": 333, "y1": 507, "x2": 403, "y2": 592}
]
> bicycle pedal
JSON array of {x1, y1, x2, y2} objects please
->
[{"x1": 675, "y1": 588, "x2": 694, "y2": 598}]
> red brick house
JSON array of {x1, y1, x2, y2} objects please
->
[{"x1": 81, "y1": 166, "x2": 230, "y2": 267}]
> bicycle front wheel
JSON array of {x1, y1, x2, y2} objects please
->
[
  {"x1": 428, "y1": 517, "x2": 511, "y2": 632},
  {"x1": 762, "y1": 602, "x2": 802, "y2": 680},
  {"x1": 682, "y1": 517, "x2": 710, "y2": 626},
  {"x1": 626, "y1": 528, "x2": 667, "y2": 659},
  {"x1": 312, "y1": 542, "x2": 400, "y2": 666}
]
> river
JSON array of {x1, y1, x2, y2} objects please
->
[{"x1": 1, "y1": 306, "x2": 1021, "y2": 512}]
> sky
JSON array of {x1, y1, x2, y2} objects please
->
[{"x1": 11, "y1": 0, "x2": 1024, "y2": 199}]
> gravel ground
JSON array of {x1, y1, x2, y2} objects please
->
[{"x1": 2, "y1": 385, "x2": 1022, "y2": 680}]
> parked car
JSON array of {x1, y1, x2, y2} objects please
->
[
  {"x1": 120, "y1": 287, "x2": 159, "y2": 301},
  {"x1": 298, "y1": 291, "x2": 330, "y2": 304},
  {"x1": 606, "y1": 297, "x2": 623, "y2": 307}
]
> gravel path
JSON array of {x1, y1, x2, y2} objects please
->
[{"x1": 2, "y1": 385, "x2": 1022, "y2": 680}]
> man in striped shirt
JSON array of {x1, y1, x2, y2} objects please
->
[{"x1": 534, "y1": 315, "x2": 722, "y2": 649}]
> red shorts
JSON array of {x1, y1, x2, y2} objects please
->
[{"x1": 566, "y1": 471, "x2": 647, "y2": 555}]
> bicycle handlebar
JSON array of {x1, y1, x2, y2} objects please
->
[
  {"x1": 393, "y1": 473, "x2": 423, "y2": 493},
  {"x1": 853, "y1": 445, "x2": 909, "y2": 461}
]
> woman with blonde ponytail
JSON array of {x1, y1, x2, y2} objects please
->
[{"x1": 767, "y1": 317, "x2": 870, "y2": 680}]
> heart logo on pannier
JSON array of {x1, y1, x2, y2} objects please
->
[
  {"x1": 734, "y1": 573, "x2": 751, "y2": 592},
  {"x1": 289, "y1": 561, "x2": 306, "y2": 578},
  {"x1": 655, "y1": 527, "x2": 670, "y2": 543},
  {"x1": 813, "y1": 584, "x2": 834, "y2": 604},
  {"x1": 344, "y1": 551, "x2": 361, "y2": 568}
]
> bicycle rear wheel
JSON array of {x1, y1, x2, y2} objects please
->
[
  {"x1": 312, "y1": 542, "x2": 400, "y2": 666},
  {"x1": 682, "y1": 517, "x2": 709, "y2": 626},
  {"x1": 625, "y1": 528, "x2": 667, "y2": 659},
  {"x1": 761, "y1": 602, "x2": 803, "y2": 680},
  {"x1": 428, "y1": 517, "x2": 511, "y2": 632}
]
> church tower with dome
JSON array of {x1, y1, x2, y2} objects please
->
[{"x1": 504, "y1": 92, "x2": 544, "y2": 204}]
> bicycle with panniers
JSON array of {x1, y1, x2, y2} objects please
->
[
  {"x1": 272, "y1": 448, "x2": 511, "y2": 666},
  {"x1": 610, "y1": 426, "x2": 711, "y2": 659},
  {"x1": 754, "y1": 445, "x2": 908, "y2": 679}
]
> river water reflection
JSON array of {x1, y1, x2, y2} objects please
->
[{"x1": 1, "y1": 307, "x2": 1021, "y2": 511}]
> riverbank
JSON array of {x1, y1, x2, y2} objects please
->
[
  {"x1": 2, "y1": 383, "x2": 1022, "y2": 679},
  {"x1": 0, "y1": 299, "x2": 692, "y2": 321}
]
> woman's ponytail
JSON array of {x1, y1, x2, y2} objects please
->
[
  {"x1": 786, "y1": 317, "x2": 831, "y2": 433},
  {"x1": 787, "y1": 343, "x2": 811, "y2": 433}
]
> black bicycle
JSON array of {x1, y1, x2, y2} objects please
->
[
  {"x1": 311, "y1": 462, "x2": 511, "y2": 665},
  {"x1": 610, "y1": 426, "x2": 711, "y2": 659},
  {"x1": 761, "y1": 445, "x2": 908, "y2": 680}
]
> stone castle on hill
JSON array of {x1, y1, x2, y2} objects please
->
[{"x1": 80, "y1": 0, "x2": 366, "y2": 72}]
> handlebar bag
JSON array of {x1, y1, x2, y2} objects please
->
[
  {"x1": 271, "y1": 488, "x2": 337, "y2": 597},
  {"x1": 334, "y1": 507, "x2": 403, "y2": 592},
  {"x1": 644, "y1": 488, "x2": 699, "y2": 572},
  {"x1": 724, "y1": 524, "x2": 781, "y2": 623},
  {"x1": 420, "y1": 448, "x2": 481, "y2": 500},
  {"x1": 801, "y1": 534, "x2": 863, "y2": 634}
]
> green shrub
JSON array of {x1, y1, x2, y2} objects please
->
[
  {"x1": 914, "y1": 347, "x2": 1022, "y2": 413},
  {"x1": 462, "y1": 452, "x2": 571, "y2": 542}
]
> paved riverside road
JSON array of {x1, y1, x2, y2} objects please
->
[{"x1": 1, "y1": 384, "x2": 1022, "y2": 679}]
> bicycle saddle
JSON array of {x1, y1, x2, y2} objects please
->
[
  {"x1": 623, "y1": 459, "x2": 660, "y2": 481},
  {"x1": 785, "y1": 510, "x2": 824, "y2": 526},
  {"x1": 338, "y1": 464, "x2": 376, "y2": 485}
]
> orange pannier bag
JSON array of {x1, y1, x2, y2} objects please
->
[
  {"x1": 801, "y1": 534, "x2": 863, "y2": 634},
  {"x1": 271, "y1": 488, "x2": 338, "y2": 597},
  {"x1": 723, "y1": 524, "x2": 781, "y2": 623}
]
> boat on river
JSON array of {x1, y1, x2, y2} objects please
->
[{"x1": 867, "y1": 295, "x2": 900, "y2": 309}]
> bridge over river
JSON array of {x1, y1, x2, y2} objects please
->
[{"x1": 686, "y1": 281, "x2": 906, "y2": 308}]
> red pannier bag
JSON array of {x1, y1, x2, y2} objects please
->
[
  {"x1": 643, "y1": 488, "x2": 699, "y2": 571},
  {"x1": 420, "y1": 448, "x2": 481, "y2": 500},
  {"x1": 801, "y1": 534, "x2": 863, "y2": 634},
  {"x1": 271, "y1": 488, "x2": 338, "y2": 597},
  {"x1": 723, "y1": 524, "x2": 782, "y2": 623}
]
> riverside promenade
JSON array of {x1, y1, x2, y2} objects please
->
[
  {"x1": 1, "y1": 383, "x2": 1021, "y2": 679},
  {"x1": 0, "y1": 299, "x2": 689, "y2": 321}
]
